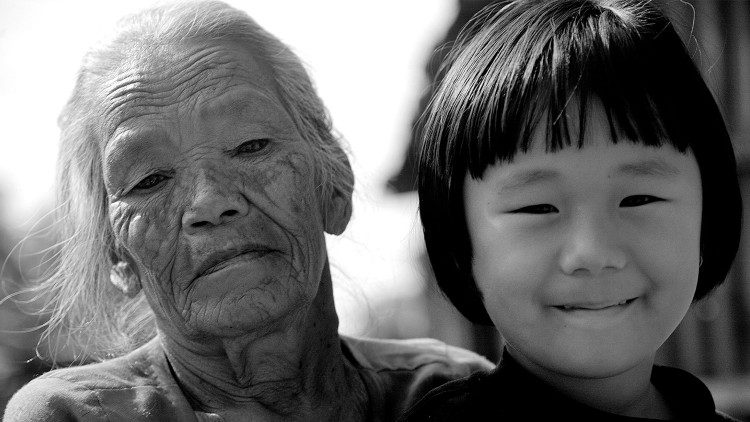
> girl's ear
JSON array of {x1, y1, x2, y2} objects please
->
[{"x1": 109, "y1": 246, "x2": 142, "y2": 298}]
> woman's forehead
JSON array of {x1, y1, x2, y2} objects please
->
[
  {"x1": 98, "y1": 40, "x2": 281, "y2": 134},
  {"x1": 97, "y1": 40, "x2": 289, "y2": 151}
]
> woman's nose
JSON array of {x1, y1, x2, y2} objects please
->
[
  {"x1": 181, "y1": 170, "x2": 249, "y2": 234},
  {"x1": 559, "y1": 214, "x2": 627, "y2": 276}
]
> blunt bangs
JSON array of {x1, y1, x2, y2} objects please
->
[
  {"x1": 418, "y1": 0, "x2": 742, "y2": 324},
  {"x1": 433, "y1": 0, "x2": 698, "y2": 181}
]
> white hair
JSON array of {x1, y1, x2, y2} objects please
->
[{"x1": 29, "y1": 0, "x2": 353, "y2": 363}]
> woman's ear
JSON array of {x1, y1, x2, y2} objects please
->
[
  {"x1": 323, "y1": 186, "x2": 353, "y2": 236},
  {"x1": 322, "y1": 156, "x2": 354, "y2": 235},
  {"x1": 109, "y1": 247, "x2": 142, "y2": 298}
]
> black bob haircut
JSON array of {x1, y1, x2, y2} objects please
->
[{"x1": 417, "y1": 0, "x2": 742, "y2": 325}]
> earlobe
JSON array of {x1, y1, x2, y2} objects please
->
[
  {"x1": 323, "y1": 190, "x2": 352, "y2": 236},
  {"x1": 109, "y1": 261, "x2": 142, "y2": 298}
]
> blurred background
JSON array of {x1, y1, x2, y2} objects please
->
[{"x1": 0, "y1": 0, "x2": 748, "y2": 419}]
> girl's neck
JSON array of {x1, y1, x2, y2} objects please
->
[{"x1": 506, "y1": 347, "x2": 673, "y2": 419}]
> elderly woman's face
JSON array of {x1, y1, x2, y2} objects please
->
[{"x1": 101, "y1": 41, "x2": 334, "y2": 336}]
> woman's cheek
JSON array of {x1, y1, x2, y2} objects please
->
[
  {"x1": 257, "y1": 151, "x2": 317, "y2": 227},
  {"x1": 109, "y1": 199, "x2": 181, "y2": 279},
  {"x1": 239, "y1": 153, "x2": 321, "y2": 258}
]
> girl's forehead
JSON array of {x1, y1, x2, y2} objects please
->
[
  {"x1": 486, "y1": 139, "x2": 700, "y2": 192},
  {"x1": 513, "y1": 136, "x2": 688, "y2": 168},
  {"x1": 493, "y1": 102, "x2": 698, "y2": 180},
  {"x1": 522, "y1": 100, "x2": 671, "y2": 156}
]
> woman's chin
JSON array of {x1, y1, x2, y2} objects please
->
[{"x1": 181, "y1": 290, "x2": 309, "y2": 338}]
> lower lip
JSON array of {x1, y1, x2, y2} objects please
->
[
  {"x1": 552, "y1": 299, "x2": 638, "y2": 325},
  {"x1": 201, "y1": 250, "x2": 275, "y2": 276}
]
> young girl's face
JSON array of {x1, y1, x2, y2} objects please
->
[{"x1": 464, "y1": 105, "x2": 702, "y2": 379}]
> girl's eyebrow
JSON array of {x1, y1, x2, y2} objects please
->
[
  {"x1": 497, "y1": 169, "x2": 559, "y2": 193},
  {"x1": 615, "y1": 158, "x2": 681, "y2": 178},
  {"x1": 496, "y1": 157, "x2": 681, "y2": 193}
]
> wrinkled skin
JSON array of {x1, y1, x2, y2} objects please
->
[
  {"x1": 100, "y1": 40, "x2": 365, "y2": 419},
  {"x1": 103, "y1": 42, "x2": 327, "y2": 337}
]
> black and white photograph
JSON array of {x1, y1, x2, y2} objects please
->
[{"x1": 1, "y1": 1, "x2": 748, "y2": 420}]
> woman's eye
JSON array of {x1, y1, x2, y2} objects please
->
[
  {"x1": 620, "y1": 195, "x2": 664, "y2": 207},
  {"x1": 235, "y1": 138, "x2": 270, "y2": 155},
  {"x1": 511, "y1": 204, "x2": 559, "y2": 214},
  {"x1": 133, "y1": 174, "x2": 168, "y2": 191}
]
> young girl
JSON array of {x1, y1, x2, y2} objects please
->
[{"x1": 406, "y1": 0, "x2": 742, "y2": 420}]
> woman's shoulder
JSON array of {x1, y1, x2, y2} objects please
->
[
  {"x1": 4, "y1": 373, "x2": 98, "y2": 422},
  {"x1": 3, "y1": 337, "x2": 191, "y2": 421},
  {"x1": 340, "y1": 334, "x2": 493, "y2": 374},
  {"x1": 15, "y1": 337, "x2": 162, "y2": 390}
]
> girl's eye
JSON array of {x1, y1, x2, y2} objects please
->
[
  {"x1": 133, "y1": 174, "x2": 168, "y2": 191},
  {"x1": 511, "y1": 204, "x2": 559, "y2": 214},
  {"x1": 235, "y1": 138, "x2": 270, "y2": 155},
  {"x1": 620, "y1": 195, "x2": 664, "y2": 207}
]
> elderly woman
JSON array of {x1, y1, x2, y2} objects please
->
[{"x1": 4, "y1": 2, "x2": 491, "y2": 421}]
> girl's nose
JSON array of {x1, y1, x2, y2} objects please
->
[
  {"x1": 558, "y1": 214, "x2": 627, "y2": 276},
  {"x1": 181, "y1": 169, "x2": 249, "y2": 234}
]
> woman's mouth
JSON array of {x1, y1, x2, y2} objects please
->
[{"x1": 197, "y1": 247, "x2": 277, "y2": 278}]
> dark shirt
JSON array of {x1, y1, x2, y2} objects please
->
[{"x1": 400, "y1": 350, "x2": 739, "y2": 421}]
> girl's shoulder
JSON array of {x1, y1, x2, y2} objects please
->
[
  {"x1": 400, "y1": 362, "x2": 745, "y2": 422},
  {"x1": 398, "y1": 366, "x2": 499, "y2": 421},
  {"x1": 652, "y1": 365, "x2": 743, "y2": 422},
  {"x1": 341, "y1": 334, "x2": 494, "y2": 421}
]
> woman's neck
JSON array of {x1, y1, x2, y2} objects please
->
[
  {"x1": 158, "y1": 267, "x2": 369, "y2": 420},
  {"x1": 506, "y1": 347, "x2": 673, "y2": 419}
]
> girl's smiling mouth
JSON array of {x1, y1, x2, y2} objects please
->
[
  {"x1": 549, "y1": 298, "x2": 641, "y2": 328},
  {"x1": 553, "y1": 297, "x2": 638, "y2": 312}
]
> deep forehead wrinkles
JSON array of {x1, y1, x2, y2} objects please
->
[{"x1": 101, "y1": 43, "x2": 276, "y2": 138}]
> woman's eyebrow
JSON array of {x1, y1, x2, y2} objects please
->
[
  {"x1": 615, "y1": 158, "x2": 681, "y2": 178},
  {"x1": 199, "y1": 89, "x2": 282, "y2": 121},
  {"x1": 105, "y1": 129, "x2": 166, "y2": 165},
  {"x1": 200, "y1": 91, "x2": 297, "y2": 136}
]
